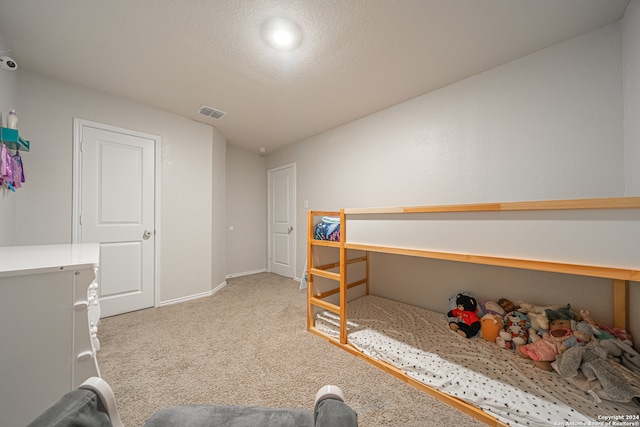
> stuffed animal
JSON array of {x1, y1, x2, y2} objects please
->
[
  {"x1": 516, "y1": 304, "x2": 593, "y2": 371},
  {"x1": 555, "y1": 341, "x2": 640, "y2": 403},
  {"x1": 518, "y1": 301, "x2": 562, "y2": 316},
  {"x1": 517, "y1": 300, "x2": 562, "y2": 333},
  {"x1": 516, "y1": 317, "x2": 571, "y2": 370},
  {"x1": 545, "y1": 304, "x2": 576, "y2": 322},
  {"x1": 578, "y1": 310, "x2": 610, "y2": 339},
  {"x1": 526, "y1": 313, "x2": 548, "y2": 339},
  {"x1": 580, "y1": 309, "x2": 633, "y2": 344},
  {"x1": 569, "y1": 321, "x2": 594, "y2": 347},
  {"x1": 497, "y1": 298, "x2": 519, "y2": 313},
  {"x1": 448, "y1": 293, "x2": 481, "y2": 338},
  {"x1": 497, "y1": 310, "x2": 530, "y2": 349},
  {"x1": 480, "y1": 313, "x2": 503, "y2": 342},
  {"x1": 477, "y1": 299, "x2": 506, "y2": 317}
]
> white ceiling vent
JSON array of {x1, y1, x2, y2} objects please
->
[{"x1": 198, "y1": 105, "x2": 227, "y2": 119}]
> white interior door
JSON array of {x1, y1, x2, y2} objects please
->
[
  {"x1": 268, "y1": 164, "x2": 296, "y2": 278},
  {"x1": 74, "y1": 119, "x2": 157, "y2": 317}
]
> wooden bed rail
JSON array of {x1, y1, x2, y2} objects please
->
[
  {"x1": 343, "y1": 196, "x2": 640, "y2": 214},
  {"x1": 344, "y1": 242, "x2": 639, "y2": 281}
]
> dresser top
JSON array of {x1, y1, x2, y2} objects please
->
[{"x1": 0, "y1": 243, "x2": 100, "y2": 277}]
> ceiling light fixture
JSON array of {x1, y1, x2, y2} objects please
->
[{"x1": 261, "y1": 17, "x2": 302, "y2": 50}]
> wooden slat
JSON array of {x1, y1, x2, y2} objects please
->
[
  {"x1": 307, "y1": 210, "x2": 314, "y2": 331},
  {"x1": 314, "y1": 279, "x2": 366, "y2": 300},
  {"x1": 315, "y1": 256, "x2": 366, "y2": 273},
  {"x1": 309, "y1": 297, "x2": 340, "y2": 314},
  {"x1": 314, "y1": 288, "x2": 339, "y2": 299},
  {"x1": 346, "y1": 255, "x2": 368, "y2": 265},
  {"x1": 310, "y1": 239, "x2": 341, "y2": 248},
  {"x1": 340, "y1": 209, "x2": 348, "y2": 344},
  {"x1": 310, "y1": 210, "x2": 341, "y2": 217},
  {"x1": 344, "y1": 243, "x2": 640, "y2": 281},
  {"x1": 309, "y1": 268, "x2": 340, "y2": 281},
  {"x1": 344, "y1": 196, "x2": 640, "y2": 215},
  {"x1": 365, "y1": 251, "x2": 370, "y2": 295},
  {"x1": 613, "y1": 279, "x2": 629, "y2": 330},
  {"x1": 497, "y1": 197, "x2": 640, "y2": 211},
  {"x1": 347, "y1": 278, "x2": 367, "y2": 289},
  {"x1": 315, "y1": 261, "x2": 340, "y2": 271}
]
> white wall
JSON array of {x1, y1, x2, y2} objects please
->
[
  {"x1": 14, "y1": 70, "x2": 224, "y2": 304},
  {"x1": 267, "y1": 22, "x2": 637, "y2": 336},
  {"x1": 623, "y1": 0, "x2": 640, "y2": 196},
  {"x1": 622, "y1": 0, "x2": 640, "y2": 345},
  {"x1": 225, "y1": 146, "x2": 266, "y2": 277},
  {"x1": 0, "y1": 34, "x2": 19, "y2": 246},
  {"x1": 268, "y1": 22, "x2": 625, "y2": 278}
]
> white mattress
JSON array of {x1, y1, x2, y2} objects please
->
[{"x1": 315, "y1": 295, "x2": 640, "y2": 427}]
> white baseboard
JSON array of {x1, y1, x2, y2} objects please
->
[
  {"x1": 158, "y1": 280, "x2": 228, "y2": 307},
  {"x1": 211, "y1": 280, "x2": 227, "y2": 294},
  {"x1": 225, "y1": 268, "x2": 266, "y2": 279}
]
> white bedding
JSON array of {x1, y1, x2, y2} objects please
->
[{"x1": 315, "y1": 295, "x2": 640, "y2": 427}]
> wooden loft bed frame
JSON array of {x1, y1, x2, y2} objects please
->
[{"x1": 306, "y1": 196, "x2": 640, "y2": 427}]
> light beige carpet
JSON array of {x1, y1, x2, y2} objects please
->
[{"x1": 98, "y1": 272, "x2": 486, "y2": 426}]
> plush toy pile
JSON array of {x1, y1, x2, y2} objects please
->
[{"x1": 447, "y1": 292, "x2": 640, "y2": 403}]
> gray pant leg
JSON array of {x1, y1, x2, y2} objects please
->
[{"x1": 314, "y1": 398, "x2": 358, "y2": 427}]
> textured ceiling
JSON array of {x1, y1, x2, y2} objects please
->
[{"x1": 0, "y1": 0, "x2": 631, "y2": 154}]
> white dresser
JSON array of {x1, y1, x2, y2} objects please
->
[{"x1": 0, "y1": 243, "x2": 101, "y2": 427}]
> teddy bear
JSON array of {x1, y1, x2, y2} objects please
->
[
  {"x1": 480, "y1": 313, "x2": 504, "y2": 342},
  {"x1": 496, "y1": 310, "x2": 530, "y2": 349},
  {"x1": 448, "y1": 293, "x2": 481, "y2": 338}
]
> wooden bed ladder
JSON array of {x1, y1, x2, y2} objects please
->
[{"x1": 307, "y1": 210, "x2": 369, "y2": 344}]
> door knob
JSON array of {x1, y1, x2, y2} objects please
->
[
  {"x1": 287, "y1": 226, "x2": 294, "y2": 234},
  {"x1": 143, "y1": 229, "x2": 152, "y2": 240}
]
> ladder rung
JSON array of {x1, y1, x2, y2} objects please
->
[
  {"x1": 346, "y1": 256, "x2": 367, "y2": 265},
  {"x1": 313, "y1": 278, "x2": 367, "y2": 300},
  {"x1": 311, "y1": 240, "x2": 340, "y2": 248},
  {"x1": 309, "y1": 268, "x2": 340, "y2": 281},
  {"x1": 310, "y1": 297, "x2": 340, "y2": 314},
  {"x1": 347, "y1": 278, "x2": 367, "y2": 289},
  {"x1": 316, "y1": 260, "x2": 340, "y2": 270},
  {"x1": 315, "y1": 287, "x2": 340, "y2": 299}
]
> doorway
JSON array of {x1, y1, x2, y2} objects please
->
[
  {"x1": 268, "y1": 163, "x2": 296, "y2": 278},
  {"x1": 73, "y1": 119, "x2": 159, "y2": 317}
]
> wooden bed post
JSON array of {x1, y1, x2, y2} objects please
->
[
  {"x1": 365, "y1": 251, "x2": 370, "y2": 296},
  {"x1": 339, "y1": 209, "x2": 348, "y2": 344},
  {"x1": 612, "y1": 279, "x2": 629, "y2": 330},
  {"x1": 306, "y1": 210, "x2": 314, "y2": 331}
]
